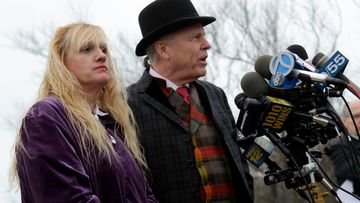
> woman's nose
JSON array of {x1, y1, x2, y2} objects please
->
[{"x1": 95, "y1": 48, "x2": 107, "y2": 62}]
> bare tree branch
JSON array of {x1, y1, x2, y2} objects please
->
[
  {"x1": 6, "y1": 23, "x2": 54, "y2": 59},
  {"x1": 199, "y1": 0, "x2": 341, "y2": 98},
  {"x1": 353, "y1": 0, "x2": 360, "y2": 8},
  {"x1": 111, "y1": 32, "x2": 143, "y2": 85}
]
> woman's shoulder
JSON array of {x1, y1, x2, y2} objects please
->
[{"x1": 26, "y1": 96, "x2": 67, "y2": 119}]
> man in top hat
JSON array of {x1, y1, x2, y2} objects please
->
[{"x1": 127, "y1": 0, "x2": 254, "y2": 202}]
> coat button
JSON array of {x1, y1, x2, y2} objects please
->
[
  {"x1": 184, "y1": 136, "x2": 190, "y2": 142},
  {"x1": 187, "y1": 160, "x2": 194, "y2": 168},
  {"x1": 192, "y1": 188, "x2": 200, "y2": 197}
]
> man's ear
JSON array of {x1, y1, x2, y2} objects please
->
[{"x1": 154, "y1": 41, "x2": 170, "y2": 59}]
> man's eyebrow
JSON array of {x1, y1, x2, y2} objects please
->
[
  {"x1": 353, "y1": 113, "x2": 360, "y2": 117},
  {"x1": 348, "y1": 111, "x2": 360, "y2": 118}
]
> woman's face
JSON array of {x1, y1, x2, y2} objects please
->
[{"x1": 65, "y1": 41, "x2": 110, "y2": 94}]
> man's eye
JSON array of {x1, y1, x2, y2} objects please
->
[
  {"x1": 353, "y1": 114, "x2": 360, "y2": 119},
  {"x1": 190, "y1": 34, "x2": 202, "y2": 41}
]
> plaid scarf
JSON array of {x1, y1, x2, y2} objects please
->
[{"x1": 163, "y1": 84, "x2": 234, "y2": 202}]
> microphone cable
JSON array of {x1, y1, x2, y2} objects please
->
[
  {"x1": 339, "y1": 96, "x2": 360, "y2": 180},
  {"x1": 307, "y1": 148, "x2": 360, "y2": 202},
  {"x1": 264, "y1": 129, "x2": 316, "y2": 203}
]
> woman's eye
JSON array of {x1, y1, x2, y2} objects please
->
[
  {"x1": 80, "y1": 47, "x2": 92, "y2": 53},
  {"x1": 101, "y1": 47, "x2": 107, "y2": 54}
]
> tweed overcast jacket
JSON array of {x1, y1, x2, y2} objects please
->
[{"x1": 127, "y1": 70, "x2": 254, "y2": 203}]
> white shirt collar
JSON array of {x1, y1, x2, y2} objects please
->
[
  {"x1": 149, "y1": 67, "x2": 189, "y2": 90},
  {"x1": 92, "y1": 105, "x2": 108, "y2": 119}
]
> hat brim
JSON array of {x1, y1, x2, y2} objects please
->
[{"x1": 135, "y1": 16, "x2": 215, "y2": 56}]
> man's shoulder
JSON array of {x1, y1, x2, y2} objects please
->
[
  {"x1": 195, "y1": 80, "x2": 227, "y2": 99},
  {"x1": 126, "y1": 82, "x2": 143, "y2": 104},
  {"x1": 196, "y1": 80, "x2": 223, "y2": 91},
  {"x1": 127, "y1": 83, "x2": 137, "y2": 93},
  {"x1": 126, "y1": 70, "x2": 151, "y2": 94}
]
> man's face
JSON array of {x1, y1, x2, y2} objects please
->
[
  {"x1": 343, "y1": 101, "x2": 360, "y2": 136},
  {"x1": 165, "y1": 23, "x2": 211, "y2": 84}
]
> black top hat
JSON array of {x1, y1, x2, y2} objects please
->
[{"x1": 135, "y1": 0, "x2": 216, "y2": 56}]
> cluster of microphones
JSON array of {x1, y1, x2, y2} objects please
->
[
  {"x1": 234, "y1": 44, "x2": 360, "y2": 173},
  {"x1": 234, "y1": 44, "x2": 360, "y2": 201}
]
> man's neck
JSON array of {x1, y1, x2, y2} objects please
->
[{"x1": 149, "y1": 67, "x2": 189, "y2": 89}]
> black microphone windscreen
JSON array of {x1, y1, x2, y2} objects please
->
[
  {"x1": 312, "y1": 52, "x2": 328, "y2": 69},
  {"x1": 241, "y1": 72, "x2": 269, "y2": 98},
  {"x1": 234, "y1": 93, "x2": 246, "y2": 110},
  {"x1": 254, "y1": 55, "x2": 273, "y2": 80},
  {"x1": 287, "y1": 44, "x2": 308, "y2": 60}
]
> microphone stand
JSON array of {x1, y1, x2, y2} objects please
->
[
  {"x1": 295, "y1": 152, "x2": 330, "y2": 203},
  {"x1": 263, "y1": 129, "x2": 334, "y2": 203}
]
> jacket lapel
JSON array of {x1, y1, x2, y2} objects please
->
[
  {"x1": 193, "y1": 81, "x2": 229, "y2": 136},
  {"x1": 194, "y1": 81, "x2": 250, "y2": 182},
  {"x1": 135, "y1": 70, "x2": 187, "y2": 131}
]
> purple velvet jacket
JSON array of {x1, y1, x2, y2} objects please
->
[{"x1": 16, "y1": 96, "x2": 158, "y2": 203}]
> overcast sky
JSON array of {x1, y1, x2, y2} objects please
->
[{"x1": 1, "y1": 0, "x2": 360, "y2": 202}]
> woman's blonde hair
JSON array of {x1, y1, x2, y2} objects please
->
[{"x1": 11, "y1": 23, "x2": 146, "y2": 184}]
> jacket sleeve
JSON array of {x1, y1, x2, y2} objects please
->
[
  {"x1": 221, "y1": 88, "x2": 254, "y2": 199},
  {"x1": 330, "y1": 138, "x2": 360, "y2": 184},
  {"x1": 145, "y1": 178, "x2": 159, "y2": 203},
  {"x1": 17, "y1": 113, "x2": 101, "y2": 203}
]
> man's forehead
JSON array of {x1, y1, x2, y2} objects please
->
[{"x1": 175, "y1": 23, "x2": 204, "y2": 35}]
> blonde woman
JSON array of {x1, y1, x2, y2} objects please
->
[{"x1": 11, "y1": 23, "x2": 158, "y2": 203}]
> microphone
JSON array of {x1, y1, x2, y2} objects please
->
[
  {"x1": 290, "y1": 69, "x2": 347, "y2": 88},
  {"x1": 287, "y1": 44, "x2": 316, "y2": 72},
  {"x1": 237, "y1": 68, "x2": 334, "y2": 169},
  {"x1": 242, "y1": 135, "x2": 275, "y2": 167},
  {"x1": 236, "y1": 72, "x2": 278, "y2": 167},
  {"x1": 254, "y1": 51, "x2": 306, "y2": 89},
  {"x1": 235, "y1": 93, "x2": 264, "y2": 136},
  {"x1": 256, "y1": 51, "x2": 347, "y2": 89},
  {"x1": 254, "y1": 45, "x2": 314, "y2": 83},
  {"x1": 311, "y1": 51, "x2": 349, "y2": 89},
  {"x1": 292, "y1": 112, "x2": 336, "y2": 127},
  {"x1": 287, "y1": 44, "x2": 309, "y2": 60},
  {"x1": 254, "y1": 55, "x2": 273, "y2": 80},
  {"x1": 240, "y1": 71, "x2": 295, "y2": 132},
  {"x1": 259, "y1": 95, "x2": 294, "y2": 132},
  {"x1": 236, "y1": 72, "x2": 270, "y2": 136},
  {"x1": 312, "y1": 52, "x2": 328, "y2": 68},
  {"x1": 240, "y1": 71, "x2": 269, "y2": 98},
  {"x1": 268, "y1": 51, "x2": 300, "y2": 88},
  {"x1": 312, "y1": 52, "x2": 360, "y2": 92}
]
